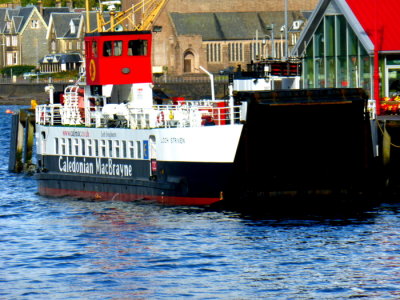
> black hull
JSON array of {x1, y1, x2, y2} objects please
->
[{"x1": 36, "y1": 160, "x2": 235, "y2": 206}]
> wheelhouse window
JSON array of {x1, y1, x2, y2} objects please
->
[
  {"x1": 114, "y1": 41, "x2": 122, "y2": 56},
  {"x1": 92, "y1": 41, "x2": 97, "y2": 57},
  {"x1": 103, "y1": 40, "x2": 122, "y2": 57},
  {"x1": 128, "y1": 40, "x2": 147, "y2": 56}
]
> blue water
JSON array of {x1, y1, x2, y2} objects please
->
[{"x1": 1, "y1": 105, "x2": 400, "y2": 299}]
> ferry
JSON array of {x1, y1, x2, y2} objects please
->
[{"x1": 32, "y1": 3, "x2": 376, "y2": 207}]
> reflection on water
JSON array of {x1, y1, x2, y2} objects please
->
[{"x1": 1, "y1": 105, "x2": 400, "y2": 298}]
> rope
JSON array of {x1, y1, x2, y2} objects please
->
[{"x1": 376, "y1": 119, "x2": 400, "y2": 148}]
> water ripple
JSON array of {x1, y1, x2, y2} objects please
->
[{"x1": 1, "y1": 105, "x2": 400, "y2": 298}]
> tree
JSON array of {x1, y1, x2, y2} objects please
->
[
  {"x1": 18, "y1": 0, "x2": 98, "y2": 9},
  {"x1": 0, "y1": 65, "x2": 37, "y2": 77}
]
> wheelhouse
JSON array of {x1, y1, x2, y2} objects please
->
[{"x1": 84, "y1": 31, "x2": 152, "y2": 86}]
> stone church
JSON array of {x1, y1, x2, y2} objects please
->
[{"x1": 124, "y1": 0, "x2": 319, "y2": 75}]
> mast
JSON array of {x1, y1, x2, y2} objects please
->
[{"x1": 85, "y1": 0, "x2": 90, "y2": 32}]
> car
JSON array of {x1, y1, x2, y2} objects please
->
[
  {"x1": 23, "y1": 72, "x2": 40, "y2": 79},
  {"x1": 219, "y1": 66, "x2": 235, "y2": 75}
]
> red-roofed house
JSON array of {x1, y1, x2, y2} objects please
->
[{"x1": 293, "y1": 0, "x2": 400, "y2": 114}]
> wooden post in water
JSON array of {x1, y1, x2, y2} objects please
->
[
  {"x1": 8, "y1": 109, "x2": 36, "y2": 173},
  {"x1": 8, "y1": 113, "x2": 22, "y2": 172},
  {"x1": 23, "y1": 110, "x2": 35, "y2": 170}
]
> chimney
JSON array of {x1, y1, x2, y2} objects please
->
[
  {"x1": 55, "y1": 0, "x2": 61, "y2": 8},
  {"x1": 67, "y1": 0, "x2": 73, "y2": 11},
  {"x1": 38, "y1": 0, "x2": 43, "y2": 16}
]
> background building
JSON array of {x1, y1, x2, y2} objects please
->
[
  {"x1": 0, "y1": 6, "x2": 48, "y2": 69},
  {"x1": 125, "y1": 0, "x2": 319, "y2": 74},
  {"x1": 293, "y1": 0, "x2": 400, "y2": 112}
]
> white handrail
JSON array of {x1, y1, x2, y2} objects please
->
[{"x1": 36, "y1": 101, "x2": 243, "y2": 128}]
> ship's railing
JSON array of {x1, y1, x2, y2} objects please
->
[
  {"x1": 124, "y1": 101, "x2": 243, "y2": 129},
  {"x1": 36, "y1": 100, "x2": 244, "y2": 129},
  {"x1": 36, "y1": 104, "x2": 62, "y2": 125}
]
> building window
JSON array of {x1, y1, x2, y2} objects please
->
[
  {"x1": 6, "y1": 53, "x2": 12, "y2": 65},
  {"x1": 31, "y1": 20, "x2": 39, "y2": 29},
  {"x1": 51, "y1": 40, "x2": 56, "y2": 51},
  {"x1": 11, "y1": 36, "x2": 17, "y2": 47},
  {"x1": 303, "y1": 14, "x2": 371, "y2": 95},
  {"x1": 7, "y1": 52, "x2": 18, "y2": 65},
  {"x1": 228, "y1": 43, "x2": 243, "y2": 62},
  {"x1": 207, "y1": 43, "x2": 221, "y2": 62},
  {"x1": 6, "y1": 36, "x2": 10, "y2": 46},
  {"x1": 250, "y1": 42, "x2": 262, "y2": 61}
]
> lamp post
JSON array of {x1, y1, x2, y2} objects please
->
[
  {"x1": 199, "y1": 66, "x2": 215, "y2": 101},
  {"x1": 284, "y1": 0, "x2": 288, "y2": 60},
  {"x1": 266, "y1": 24, "x2": 275, "y2": 59},
  {"x1": 262, "y1": 35, "x2": 272, "y2": 58}
]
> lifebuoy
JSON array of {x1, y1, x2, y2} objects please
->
[
  {"x1": 157, "y1": 111, "x2": 165, "y2": 125},
  {"x1": 89, "y1": 59, "x2": 96, "y2": 82}
]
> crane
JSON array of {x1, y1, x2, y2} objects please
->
[{"x1": 85, "y1": 0, "x2": 168, "y2": 33}]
